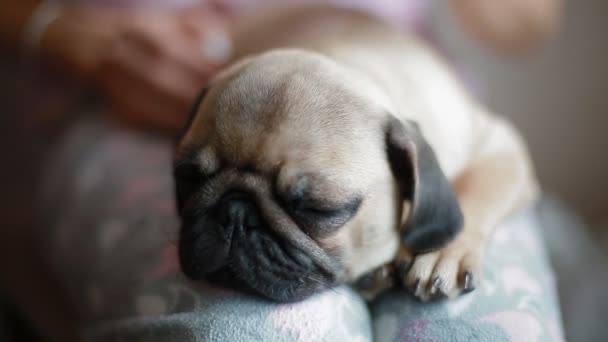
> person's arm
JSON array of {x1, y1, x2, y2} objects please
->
[
  {"x1": 1, "y1": 0, "x2": 232, "y2": 131},
  {"x1": 0, "y1": 0, "x2": 40, "y2": 50},
  {"x1": 0, "y1": 0, "x2": 40, "y2": 48},
  {"x1": 41, "y1": 7, "x2": 121, "y2": 78},
  {"x1": 0, "y1": 0, "x2": 119, "y2": 78}
]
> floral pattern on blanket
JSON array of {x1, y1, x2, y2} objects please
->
[
  {"x1": 371, "y1": 209, "x2": 565, "y2": 342},
  {"x1": 38, "y1": 115, "x2": 564, "y2": 342}
]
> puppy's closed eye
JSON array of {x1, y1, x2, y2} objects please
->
[{"x1": 288, "y1": 197, "x2": 362, "y2": 237}]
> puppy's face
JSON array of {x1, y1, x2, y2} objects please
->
[{"x1": 174, "y1": 50, "x2": 462, "y2": 302}]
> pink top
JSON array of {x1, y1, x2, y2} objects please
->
[{"x1": 59, "y1": 0, "x2": 432, "y2": 35}]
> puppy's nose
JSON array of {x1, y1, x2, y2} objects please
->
[{"x1": 218, "y1": 192, "x2": 261, "y2": 229}]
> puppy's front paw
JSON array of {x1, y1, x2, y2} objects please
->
[{"x1": 396, "y1": 240, "x2": 482, "y2": 301}]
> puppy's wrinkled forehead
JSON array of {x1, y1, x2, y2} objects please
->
[{"x1": 180, "y1": 50, "x2": 385, "y2": 174}]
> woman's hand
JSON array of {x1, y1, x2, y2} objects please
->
[{"x1": 42, "y1": 7, "x2": 232, "y2": 131}]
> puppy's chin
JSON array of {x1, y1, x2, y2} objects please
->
[
  {"x1": 179, "y1": 212, "x2": 341, "y2": 302},
  {"x1": 205, "y1": 263, "x2": 333, "y2": 303}
]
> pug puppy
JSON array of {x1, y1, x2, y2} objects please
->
[{"x1": 174, "y1": 6, "x2": 538, "y2": 302}]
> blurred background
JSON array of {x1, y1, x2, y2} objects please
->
[
  {"x1": 434, "y1": 0, "x2": 608, "y2": 233},
  {"x1": 0, "y1": 0, "x2": 606, "y2": 341}
]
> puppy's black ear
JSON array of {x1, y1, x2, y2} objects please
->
[
  {"x1": 178, "y1": 86, "x2": 210, "y2": 140},
  {"x1": 173, "y1": 86, "x2": 210, "y2": 213},
  {"x1": 385, "y1": 117, "x2": 463, "y2": 253}
]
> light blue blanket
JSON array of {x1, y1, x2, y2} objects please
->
[{"x1": 38, "y1": 116, "x2": 565, "y2": 341}]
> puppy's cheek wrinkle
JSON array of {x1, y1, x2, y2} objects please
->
[{"x1": 228, "y1": 226, "x2": 332, "y2": 301}]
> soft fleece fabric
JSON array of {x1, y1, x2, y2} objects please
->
[{"x1": 36, "y1": 114, "x2": 565, "y2": 342}]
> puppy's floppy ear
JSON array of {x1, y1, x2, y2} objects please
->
[
  {"x1": 385, "y1": 116, "x2": 463, "y2": 253},
  {"x1": 178, "y1": 86, "x2": 210, "y2": 139}
]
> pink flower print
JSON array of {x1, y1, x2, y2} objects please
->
[
  {"x1": 501, "y1": 267, "x2": 542, "y2": 297},
  {"x1": 119, "y1": 177, "x2": 159, "y2": 208},
  {"x1": 150, "y1": 243, "x2": 180, "y2": 279},
  {"x1": 399, "y1": 319, "x2": 437, "y2": 342},
  {"x1": 479, "y1": 311, "x2": 542, "y2": 342}
]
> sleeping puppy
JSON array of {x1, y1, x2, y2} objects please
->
[{"x1": 174, "y1": 6, "x2": 538, "y2": 302}]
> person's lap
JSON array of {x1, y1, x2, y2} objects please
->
[{"x1": 36, "y1": 114, "x2": 564, "y2": 341}]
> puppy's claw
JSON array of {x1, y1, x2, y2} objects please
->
[
  {"x1": 402, "y1": 242, "x2": 482, "y2": 299},
  {"x1": 412, "y1": 278, "x2": 421, "y2": 296},
  {"x1": 462, "y1": 271, "x2": 475, "y2": 293},
  {"x1": 429, "y1": 276, "x2": 442, "y2": 295}
]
